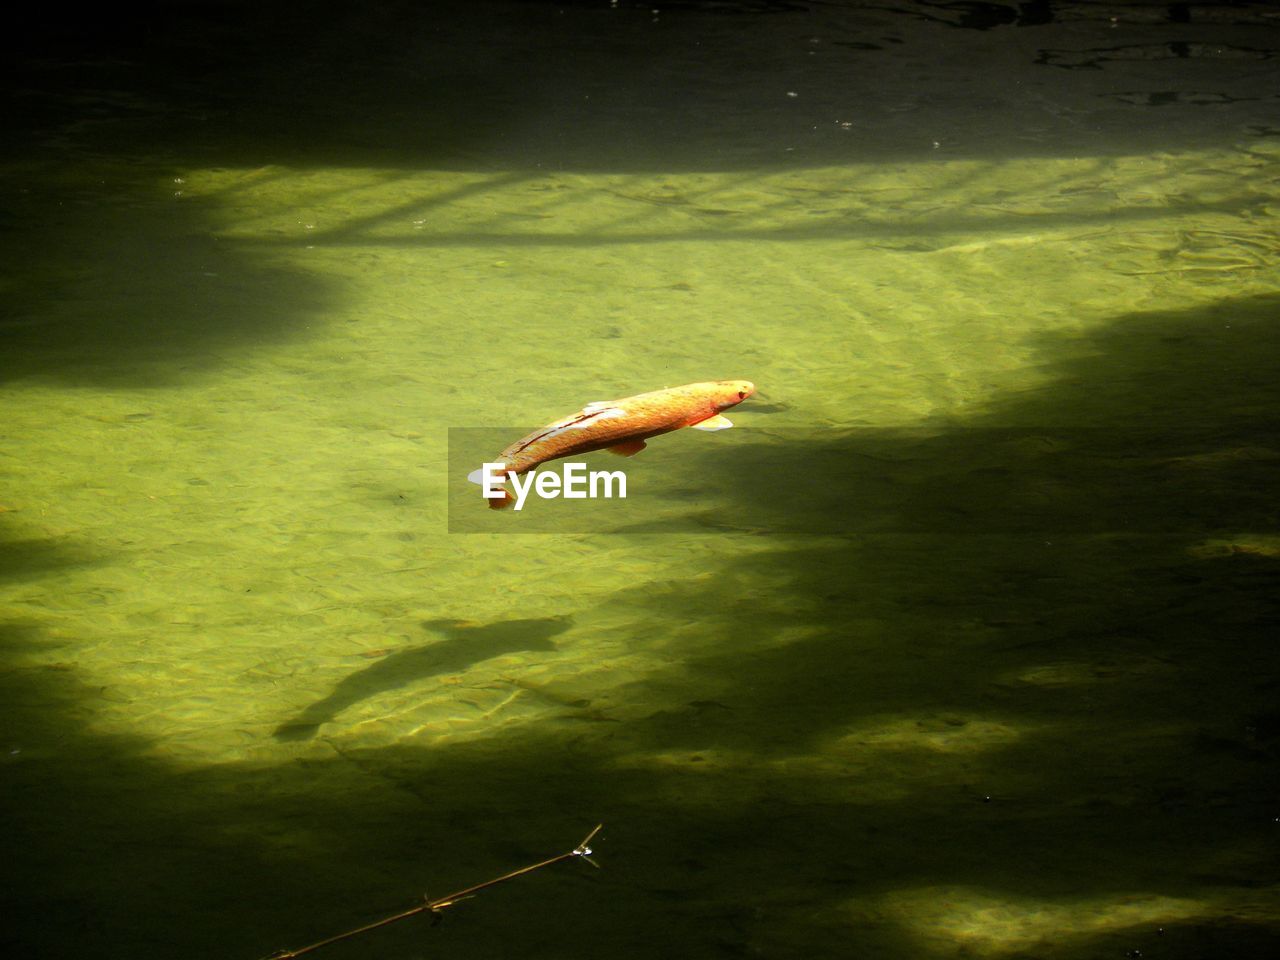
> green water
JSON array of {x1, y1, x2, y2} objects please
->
[{"x1": 3, "y1": 2, "x2": 1278, "y2": 958}]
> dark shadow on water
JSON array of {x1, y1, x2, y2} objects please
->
[
  {"x1": 5, "y1": 0, "x2": 1279, "y2": 173},
  {"x1": 572, "y1": 291, "x2": 1280, "y2": 953},
  {"x1": 3, "y1": 292, "x2": 1279, "y2": 959},
  {"x1": 0, "y1": 168, "x2": 341, "y2": 385},
  {"x1": 0, "y1": 524, "x2": 105, "y2": 584},
  {"x1": 273, "y1": 616, "x2": 573, "y2": 741},
  {"x1": 588, "y1": 292, "x2": 1280, "y2": 537}
]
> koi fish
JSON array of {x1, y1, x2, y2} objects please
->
[{"x1": 468, "y1": 379, "x2": 755, "y2": 509}]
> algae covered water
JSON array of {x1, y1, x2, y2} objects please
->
[{"x1": 2, "y1": 2, "x2": 1278, "y2": 958}]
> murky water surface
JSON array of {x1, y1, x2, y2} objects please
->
[{"x1": 2, "y1": 2, "x2": 1278, "y2": 958}]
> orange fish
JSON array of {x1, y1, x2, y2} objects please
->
[{"x1": 469, "y1": 380, "x2": 755, "y2": 509}]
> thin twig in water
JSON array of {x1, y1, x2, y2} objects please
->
[{"x1": 262, "y1": 824, "x2": 603, "y2": 959}]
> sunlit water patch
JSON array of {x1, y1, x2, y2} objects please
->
[{"x1": 3, "y1": 138, "x2": 1278, "y2": 762}]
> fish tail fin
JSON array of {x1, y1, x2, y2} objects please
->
[{"x1": 487, "y1": 488, "x2": 515, "y2": 510}]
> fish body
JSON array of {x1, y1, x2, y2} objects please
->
[{"x1": 473, "y1": 379, "x2": 755, "y2": 508}]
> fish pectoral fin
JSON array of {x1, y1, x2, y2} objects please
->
[
  {"x1": 690, "y1": 414, "x2": 733, "y2": 431},
  {"x1": 467, "y1": 468, "x2": 485, "y2": 485},
  {"x1": 607, "y1": 439, "x2": 648, "y2": 457}
]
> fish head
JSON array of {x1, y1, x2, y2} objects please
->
[{"x1": 712, "y1": 379, "x2": 756, "y2": 411}]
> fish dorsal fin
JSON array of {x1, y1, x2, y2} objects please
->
[
  {"x1": 690, "y1": 414, "x2": 733, "y2": 431},
  {"x1": 578, "y1": 405, "x2": 626, "y2": 422},
  {"x1": 545, "y1": 405, "x2": 626, "y2": 440}
]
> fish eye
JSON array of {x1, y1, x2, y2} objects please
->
[{"x1": 738, "y1": 389, "x2": 748, "y2": 399}]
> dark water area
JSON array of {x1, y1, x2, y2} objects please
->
[
  {"x1": 6, "y1": 0, "x2": 1280, "y2": 171},
  {"x1": 2, "y1": 2, "x2": 1279, "y2": 960}
]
